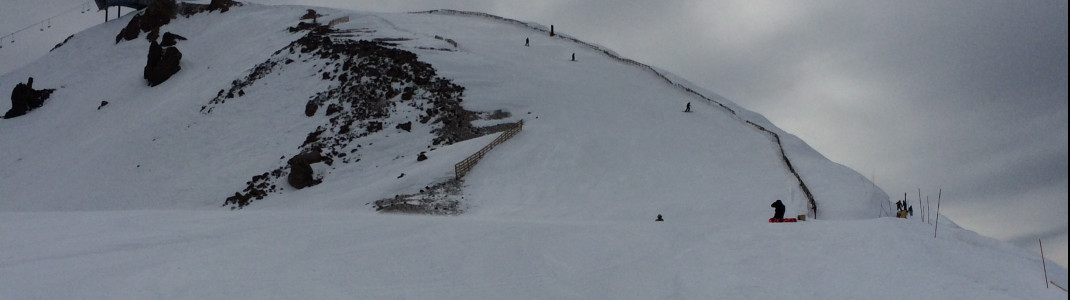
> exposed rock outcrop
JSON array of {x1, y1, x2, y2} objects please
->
[
  {"x1": 144, "y1": 33, "x2": 184, "y2": 86},
  {"x1": 287, "y1": 151, "x2": 325, "y2": 189},
  {"x1": 4, "y1": 77, "x2": 56, "y2": 119},
  {"x1": 216, "y1": 16, "x2": 510, "y2": 209},
  {"x1": 115, "y1": 0, "x2": 178, "y2": 43}
]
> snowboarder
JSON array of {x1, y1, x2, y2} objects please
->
[
  {"x1": 770, "y1": 200, "x2": 785, "y2": 222},
  {"x1": 685, "y1": 102, "x2": 691, "y2": 112},
  {"x1": 655, "y1": 214, "x2": 664, "y2": 222}
]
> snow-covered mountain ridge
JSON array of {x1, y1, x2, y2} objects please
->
[
  {"x1": 1, "y1": 2, "x2": 884, "y2": 218},
  {"x1": 1, "y1": 2, "x2": 1065, "y2": 298}
]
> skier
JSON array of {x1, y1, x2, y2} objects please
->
[
  {"x1": 685, "y1": 102, "x2": 691, "y2": 112},
  {"x1": 655, "y1": 214, "x2": 664, "y2": 222},
  {"x1": 770, "y1": 200, "x2": 785, "y2": 222},
  {"x1": 525, "y1": 38, "x2": 529, "y2": 47}
]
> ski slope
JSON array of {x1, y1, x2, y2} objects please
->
[
  {"x1": 0, "y1": 3, "x2": 1065, "y2": 299},
  {"x1": 2, "y1": 210, "x2": 1065, "y2": 299}
]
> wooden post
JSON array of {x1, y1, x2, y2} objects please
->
[
  {"x1": 933, "y1": 189, "x2": 942, "y2": 238},
  {"x1": 1041, "y1": 239, "x2": 1049, "y2": 288}
]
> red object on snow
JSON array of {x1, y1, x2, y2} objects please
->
[{"x1": 768, "y1": 218, "x2": 798, "y2": 223}]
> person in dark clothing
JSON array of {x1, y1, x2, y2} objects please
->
[
  {"x1": 525, "y1": 38, "x2": 529, "y2": 46},
  {"x1": 771, "y1": 200, "x2": 786, "y2": 221},
  {"x1": 685, "y1": 102, "x2": 691, "y2": 112},
  {"x1": 655, "y1": 214, "x2": 664, "y2": 222}
]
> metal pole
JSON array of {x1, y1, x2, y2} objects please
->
[
  {"x1": 933, "y1": 189, "x2": 942, "y2": 238},
  {"x1": 1041, "y1": 239, "x2": 1049, "y2": 288}
]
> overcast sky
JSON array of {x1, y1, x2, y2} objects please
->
[{"x1": 2, "y1": 0, "x2": 1067, "y2": 264}]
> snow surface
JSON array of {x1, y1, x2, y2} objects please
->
[{"x1": 1, "y1": 3, "x2": 1066, "y2": 299}]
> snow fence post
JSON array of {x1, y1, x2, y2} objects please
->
[
  {"x1": 933, "y1": 189, "x2": 942, "y2": 238},
  {"x1": 1041, "y1": 239, "x2": 1049, "y2": 289},
  {"x1": 918, "y1": 188, "x2": 923, "y2": 222}
]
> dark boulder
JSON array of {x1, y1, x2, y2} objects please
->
[
  {"x1": 114, "y1": 1, "x2": 177, "y2": 44},
  {"x1": 140, "y1": 0, "x2": 177, "y2": 33},
  {"x1": 287, "y1": 151, "x2": 325, "y2": 189},
  {"x1": 116, "y1": 14, "x2": 143, "y2": 43},
  {"x1": 325, "y1": 103, "x2": 342, "y2": 116},
  {"x1": 4, "y1": 77, "x2": 56, "y2": 119},
  {"x1": 304, "y1": 101, "x2": 318, "y2": 117},
  {"x1": 160, "y1": 32, "x2": 187, "y2": 47},
  {"x1": 396, "y1": 121, "x2": 412, "y2": 132},
  {"x1": 144, "y1": 38, "x2": 183, "y2": 87}
]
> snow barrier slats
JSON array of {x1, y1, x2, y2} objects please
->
[{"x1": 455, "y1": 120, "x2": 524, "y2": 180}]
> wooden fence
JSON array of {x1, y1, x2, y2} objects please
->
[
  {"x1": 455, "y1": 120, "x2": 524, "y2": 180},
  {"x1": 747, "y1": 121, "x2": 818, "y2": 218}
]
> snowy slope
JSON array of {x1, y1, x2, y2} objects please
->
[
  {"x1": 0, "y1": 3, "x2": 1065, "y2": 299},
  {"x1": 2, "y1": 210, "x2": 1066, "y2": 299},
  {"x1": 0, "y1": 4, "x2": 884, "y2": 220}
]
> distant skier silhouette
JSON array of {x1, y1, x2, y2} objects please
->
[
  {"x1": 685, "y1": 102, "x2": 691, "y2": 112},
  {"x1": 655, "y1": 214, "x2": 664, "y2": 222}
]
